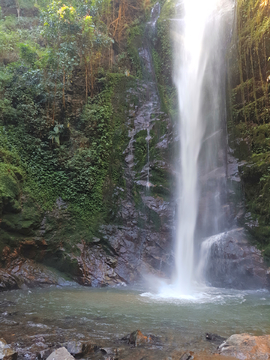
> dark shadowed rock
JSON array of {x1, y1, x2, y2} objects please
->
[
  {"x1": 100, "y1": 348, "x2": 118, "y2": 356},
  {"x1": 0, "y1": 272, "x2": 18, "y2": 291},
  {"x1": 205, "y1": 333, "x2": 226, "y2": 345},
  {"x1": 180, "y1": 353, "x2": 194, "y2": 360}
]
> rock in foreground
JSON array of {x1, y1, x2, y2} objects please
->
[
  {"x1": 218, "y1": 333, "x2": 270, "y2": 359},
  {"x1": 0, "y1": 258, "x2": 66, "y2": 291},
  {"x1": 64, "y1": 341, "x2": 95, "y2": 358},
  {"x1": 46, "y1": 348, "x2": 74, "y2": 360},
  {"x1": 0, "y1": 338, "x2": 17, "y2": 360}
]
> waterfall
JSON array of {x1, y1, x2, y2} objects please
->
[
  {"x1": 172, "y1": 0, "x2": 234, "y2": 294},
  {"x1": 146, "y1": 126, "x2": 151, "y2": 189}
]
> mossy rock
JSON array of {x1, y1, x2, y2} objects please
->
[
  {"x1": 42, "y1": 249, "x2": 80, "y2": 277},
  {"x1": 152, "y1": 0, "x2": 178, "y2": 116},
  {"x1": 1, "y1": 197, "x2": 42, "y2": 236},
  {"x1": 263, "y1": 244, "x2": 270, "y2": 265},
  {"x1": 249, "y1": 225, "x2": 270, "y2": 245},
  {"x1": 0, "y1": 163, "x2": 24, "y2": 215}
]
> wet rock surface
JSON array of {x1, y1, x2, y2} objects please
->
[
  {"x1": 0, "y1": 0, "x2": 268, "y2": 293},
  {"x1": 46, "y1": 348, "x2": 74, "y2": 360},
  {"x1": 0, "y1": 328, "x2": 241, "y2": 360},
  {"x1": 0, "y1": 21, "x2": 175, "y2": 290},
  {"x1": 205, "y1": 228, "x2": 270, "y2": 289},
  {"x1": 205, "y1": 333, "x2": 226, "y2": 346},
  {"x1": 64, "y1": 341, "x2": 95, "y2": 358},
  {"x1": 0, "y1": 258, "x2": 65, "y2": 291},
  {"x1": 0, "y1": 294, "x2": 267, "y2": 360},
  {"x1": 218, "y1": 333, "x2": 270, "y2": 360},
  {"x1": 0, "y1": 339, "x2": 17, "y2": 360}
]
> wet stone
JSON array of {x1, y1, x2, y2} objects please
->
[
  {"x1": 128, "y1": 330, "x2": 150, "y2": 347},
  {"x1": 0, "y1": 339, "x2": 17, "y2": 360},
  {"x1": 180, "y1": 353, "x2": 194, "y2": 360},
  {"x1": 37, "y1": 348, "x2": 52, "y2": 360},
  {"x1": 46, "y1": 348, "x2": 74, "y2": 360},
  {"x1": 205, "y1": 333, "x2": 226, "y2": 345},
  {"x1": 218, "y1": 333, "x2": 270, "y2": 359},
  {"x1": 64, "y1": 341, "x2": 95, "y2": 358},
  {"x1": 100, "y1": 348, "x2": 117, "y2": 356}
]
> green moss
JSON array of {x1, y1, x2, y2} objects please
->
[
  {"x1": 0, "y1": 163, "x2": 24, "y2": 215},
  {"x1": 263, "y1": 244, "x2": 270, "y2": 265},
  {"x1": 134, "y1": 130, "x2": 148, "y2": 172},
  {"x1": 159, "y1": 0, "x2": 178, "y2": 20},
  {"x1": 127, "y1": 22, "x2": 144, "y2": 78},
  {"x1": 1, "y1": 196, "x2": 42, "y2": 235},
  {"x1": 151, "y1": 0, "x2": 178, "y2": 117},
  {"x1": 42, "y1": 250, "x2": 79, "y2": 277}
]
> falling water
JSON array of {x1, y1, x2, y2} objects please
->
[
  {"x1": 146, "y1": 126, "x2": 151, "y2": 188},
  {"x1": 172, "y1": 0, "x2": 234, "y2": 294}
]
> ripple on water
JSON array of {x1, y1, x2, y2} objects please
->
[{"x1": 0, "y1": 286, "x2": 269, "y2": 349}]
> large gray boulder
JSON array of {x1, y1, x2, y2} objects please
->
[{"x1": 203, "y1": 228, "x2": 270, "y2": 289}]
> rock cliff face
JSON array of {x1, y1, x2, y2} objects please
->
[{"x1": 0, "y1": 6, "x2": 176, "y2": 290}]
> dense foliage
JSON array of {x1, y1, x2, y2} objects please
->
[
  {"x1": 228, "y1": 0, "x2": 270, "y2": 260},
  {"x1": 0, "y1": 0, "x2": 154, "y2": 245}
]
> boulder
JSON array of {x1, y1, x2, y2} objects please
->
[
  {"x1": 204, "y1": 228, "x2": 270, "y2": 289},
  {"x1": 218, "y1": 333, "x2": 270, "y2": 359},
  {"x1": 100, "y1": 348, "x2": 117, "y2": 356},
  {"x1": 0, "y1": 272, "x2": 18, "y2": 291},
  {"x1": 205, "y1": 333, "x2": 226, "y2": 345},
  {"x1": 0, "y1": 339, "x2": 17, "y2": 360},
  {"x1": 180, "y1": 353, "x2": 194, "y2": 360},
  {"x1": 129, "y1": 330, "x2": 150, "y2": 347},
  {"x1": 64, "y1": 341, "x2": 95, "y2": 358},
  {"x1": 0, "y1": 258, "x2": 64, "y2": 291},
  {"x1": 46, "y1": 348, "x2": 74, "y2": 360}
]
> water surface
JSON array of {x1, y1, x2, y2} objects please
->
[{"x1": 0, "y1": 285, "x2": 269, "y2": 358}]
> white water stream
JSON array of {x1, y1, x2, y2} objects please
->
[{"x1": 172, "y1": 0, "x2": 233, "y2": 294}]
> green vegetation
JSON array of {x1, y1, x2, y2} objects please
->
[
  {"x1": 0, "y1": 0, "x2": 155, "y2": 253},
  {"x1": 228, "y1": 0, "x2": 270, "y2": 261},
  {"x1": 150, "y1": 0, "x2": 178, "y2": 118},
  {"x1": 0, "y1": 0, "x2": 175, "y2": 279}
]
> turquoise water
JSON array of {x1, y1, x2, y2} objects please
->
[{"x1": 0, "y1": 285, "x2": 269, "y2": 357}]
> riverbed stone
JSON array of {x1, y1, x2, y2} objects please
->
[
  {"x1": 179, "y1": 353, "x2": 194, "y2": 360},
  {"x1": 46, "y1": 348, "x2": 74, "y2": 360},
  {"x1": 0, "y1": 339, "x2": 17, "y2": 360},
  {"x1": 129, "y1": 330, "x2": 149, "y2": 347},
  {"x1": 218, "y1": 333, "x2": 270, "y2": 359},
  {"x1": 205, "y1": 332, "x2": 226, "y2": 345},
  {"x1": 65, "y1": 341, "x2": 95, "y2": 358}
]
